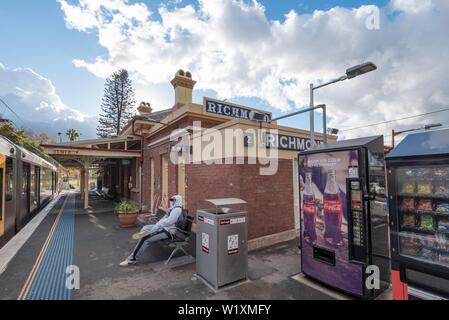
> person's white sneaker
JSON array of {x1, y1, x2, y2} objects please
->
[
  {"x1": 120, "y1": 259, "x2": 137, "y2": 267},
  {"x1": 132, "y1": 230, "x2": 150, "y2": 240}
]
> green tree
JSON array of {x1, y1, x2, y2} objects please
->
[
  {"x1": 0, "y1": 123, "x2": 50, "y2": 161},
  {"x1": 97, "y1": 69, "x2": 136, "y2": 138},
  {"x1": 66, "y1": 128, "x2": 80, "y2": 141}
]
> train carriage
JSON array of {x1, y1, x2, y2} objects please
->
[{"x1": 0, "y1": 136, "x2": 58, "y2": 248}]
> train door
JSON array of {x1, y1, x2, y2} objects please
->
[
  {"x1": 19, "y1": 163, "x2": 30, "y2": 230},
  {"x1": 161, "y1": 154, "x2": 168, "y2": 207},
  {"x1": 0, "y1": 156, "x2": 15, "y2": 240},
  {"x1": 5, "y1": 158, "x2": 15, "y2": 236},
  {"x1": 30, "y1": 165, "x2": 36, "y2": 212}
]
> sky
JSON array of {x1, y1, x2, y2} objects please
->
[{"x1": 0, "y1": 0, "x2": 448, "y2": 143}]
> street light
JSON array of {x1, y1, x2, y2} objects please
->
[
  {"x1": 391, "y1": 123, "x2": 442, "y2": 149},
  {"x1": 309, "y1": 61, "x2": 377, "y2": 145},
  {"x1": 58, "y1": 132, "x2": 62, "y2": 143}
]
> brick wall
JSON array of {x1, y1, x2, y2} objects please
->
[
  {"x1": 185, "y1": 157, "x2": 295, "y2": 240},
  {"x1": 139, "y1": 121, "x2": 296, "y2": 242}
]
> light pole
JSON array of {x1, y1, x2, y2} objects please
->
[
  {"x1": 391, "y1": 123, "x2": 442, "y2": 149},
  {"x1": 309, "y1": 62, "x2": 377, "y2": 145},
  {"x1": 58, "y1": 132, "x2": 62, "y2": 143}
]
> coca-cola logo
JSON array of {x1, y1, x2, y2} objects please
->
[
  {"x1": 324, "y1": 200, "x2": 342, "y2": 213},
  {"x1": 303, "y1": 203, "x2": 316, "y2": 214}
]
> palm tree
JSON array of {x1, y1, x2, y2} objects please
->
[{"x1": 66, "y1": 129, "x2": 81, "y2": 142}]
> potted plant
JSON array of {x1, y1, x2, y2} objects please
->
[{"x1": 115, "y1": 201, "x2": 138, "y2": 228}]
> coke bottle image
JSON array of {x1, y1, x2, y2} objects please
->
[
  {"x1": 323, "y1": 169, "x2": 344, "y2": 246},
  {"x1": 303, "y1": 172, "x2": 317, "y2": 244}
]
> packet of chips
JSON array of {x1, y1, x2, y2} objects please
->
[
  {"x1": 400, "y1": 236, "x2": 420, "y2": 256},
  {"x1": 421, "y1": 247, "x2": 437, "y2": 261},
  {"x1": 435, "y1": 183, "x2": 449, "y2": 197},
  {"x1": 405, "y1": 169, "x2": 415, "y2": 177},
  {"x1": 421, "y1": 234, "x2": 436, "y2": 247},
  {"x1": 401, "y1": 198, "x2": 416, "y2": 211},
  {"x1": 419, "y1": 215, "x2": 435, "y2": 231},
  {"x1": 402, "y1": 214, "x2": 416, "y2": 227},
  {"x1": 437, "y1": 219, "x2": 449, "y2": 232},
  {"x1": 436, "y1": 203, "x2": 449, "y2": 215},
  {"x1": 417, "y1": 199, "x2": 433, "y2": 212},
  {"x1": 401, "y1": 182, "x2": 416, "y2": 194},
  {"x1": 417, "y1": 183, "x2": 432, "y2": 195},
  {"x1": 434, "y1": 168, "x2": 449, "y2": 178},
  {"x1": 416, "y1": 169, "x2": 430, "y2": 178}
]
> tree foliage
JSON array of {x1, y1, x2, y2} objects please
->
[
  {"x1": 0, "y1": 122, "x2": 56, "y2": 163},
  {"x1": 66, "y1": 128, "x2": 81, "y2": 141},
  {"x1": 97, "y1": 69, "x2": 136, "y2": 138}
]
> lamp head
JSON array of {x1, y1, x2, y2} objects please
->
[{"x1": 346, "y1": 62, "x2": 377, "y2": 79}]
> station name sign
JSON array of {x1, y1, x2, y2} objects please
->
[
  {"x1": 54, "y1": 149, "x2": 79, "y2": 155},
  {"x1": 262, "y1": 133, "x2": 322, "y2": 151},
  {"x1": 204, "y1": 98, "x2": 271, "y2": 122}
]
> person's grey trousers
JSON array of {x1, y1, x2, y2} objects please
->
[{"x1": 128, "y1": 224, "x2": 172, "y2": 261}]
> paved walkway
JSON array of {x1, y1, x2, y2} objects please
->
[{"x1": 0, "y1": 191, "x2": 391, "y2": 300}]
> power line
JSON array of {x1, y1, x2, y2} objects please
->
[
  {"x1": 339, "y1": 107, "x2": 449, "y2": 132},
  {"x1": 0, "y1": 124, "x2": 58, "y2": 166},
  {"x1": 0, "y1": 97, "x2": 28, "y2": 128}
]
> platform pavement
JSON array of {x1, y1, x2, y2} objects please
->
[{"x1": 0, "y1": 191, "x2": 391, "y2": 300}]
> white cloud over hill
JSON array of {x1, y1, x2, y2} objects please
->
[
  {"x1": 57, "y1": 0, "x2": 449, "y2": 140},
  {"x1": 0, "y1": 63, "x2": 98, "y2": 138}
]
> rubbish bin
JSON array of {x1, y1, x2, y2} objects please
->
[{"x1": 196, "y1": 198, "x2": 248, "y2": 290}]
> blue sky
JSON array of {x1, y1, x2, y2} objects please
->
[{"x1": 0, "y1": 0, "x2": 447, "y2": 140}]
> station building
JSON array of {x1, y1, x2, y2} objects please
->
[
  {"x1": 43, "y1": 70, "x2": 336, "y2": 250},
  {"x1": 118, "y1": 70, "x2": 336, "y2": 250}
]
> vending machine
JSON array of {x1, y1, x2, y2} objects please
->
[
  {"x1": 299, "y1": 135, "x2": 390, "y2": 299},
  {"x1": 386, "y1": 129, "x2": 449, "y2": 300}
]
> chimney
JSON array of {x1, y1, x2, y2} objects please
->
[
  {"x1": 138, "y1": 102, "x2": 153, "y2": 115},
  {"x1": 171, "y1": 69, "x2": 196, "y2": 108}
]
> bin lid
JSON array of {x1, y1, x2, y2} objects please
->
[{"x1": 205, "y1": 198, "x2": 247, "y2": 206}]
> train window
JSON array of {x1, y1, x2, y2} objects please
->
[
  {"x1": 30, "y1": 165, "x2": 36, "y2": 210},
  {"x1": 40, "y1": 168, "x2": 53, "y2": 203},
  {"x1": 5, "y1": 158, "x2": 13, "y2": 202},
  {"x1": 22, "y1": 163, "x2": 30, "y2": 196}
]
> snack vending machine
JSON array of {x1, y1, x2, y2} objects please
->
[
  {"x1": 386, "y1": 129, "x2": 449, "y2": 300},
  {"x1": 299, "y1": 136, "x2": 390, "y2": 299}
]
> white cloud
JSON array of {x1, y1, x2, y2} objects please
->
[
  {"x1": 391, "y1": 0, "x2": 434, "y2": 13},
  {"x1": 58, "y1": 0, "x2": 449, "y2": 142},
  {"x1": 0, "y1": 63, "x2": 98, "y2": 138}
]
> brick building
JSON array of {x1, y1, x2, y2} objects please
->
[{"x1": 115, "y1": 70, "x2": 336, "y2": 250}]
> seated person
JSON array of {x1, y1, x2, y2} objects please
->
[{"x1": 120, "y1": 195, "x2": 183, "y2": 266}]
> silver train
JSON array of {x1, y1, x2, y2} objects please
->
[{"x1": 0, "y1": 135, "x2": 58, "y2": 248}]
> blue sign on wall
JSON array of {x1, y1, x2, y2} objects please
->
[{"x1": 204, "y1": 99, "x2": 271, "y2": 122}]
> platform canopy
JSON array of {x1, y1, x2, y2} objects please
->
[{"x1": 42, "y1": 135, "x2": 142, "y2": 209}]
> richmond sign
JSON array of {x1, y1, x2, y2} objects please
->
[{"x1": 204, "y1": 98, "x2": 271, "y2": 122}]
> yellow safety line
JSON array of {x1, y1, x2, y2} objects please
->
[{"x1": 17, "y1": 194, "x2": 69, "y2": 300}]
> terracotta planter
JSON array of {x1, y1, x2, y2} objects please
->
[{"x1": 118, "y1": 211, "x2": 138, "y2": 228}]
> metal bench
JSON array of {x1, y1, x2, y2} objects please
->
[
  {"x1": 143, "y1": 207, "x2": 193, "y2": 265},
  {"x1": 162, "y1": 215, "x2": 194, "y2": 265}
]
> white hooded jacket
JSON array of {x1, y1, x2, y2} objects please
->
[{"x1": 155, "y1": 195, "x2": 183, "y2": 235}]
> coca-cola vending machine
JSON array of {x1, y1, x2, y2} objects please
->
[{"x1": 299, "y1": 136, "x2": 390, "y2": 299}]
